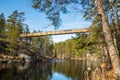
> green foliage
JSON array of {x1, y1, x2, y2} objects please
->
[
  {"x1": 29, "y1": 30, "x2": 54, "y2": 56},
  {"x1": 7, "y1": 10, "x2": 26, "y2": 34},
  {"x1": 2, "y1": 10, "x2": 27, "y2": 53},
  {"x1": 53, "y1": 25, "x2": 104, "y2": 59},
  {"x1": 0, "y1": 11, "x2": 29, "y2": 53},
  {"x1": 54, "y1": 38, "x2": 77, "y2": 58},
  {"x1": 32, "y1": 0, "x2": 81, "y2": 29},
  {"x1": 0, "y1": 13, "x2": 5, "y2": 37},
  {"x1": 3, "y1": 24, "x2": 19, "y2": 53}
]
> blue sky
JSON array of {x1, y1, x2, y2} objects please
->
[{"x1": 0, "y1": 0, "x2": 91, "y2": 43}]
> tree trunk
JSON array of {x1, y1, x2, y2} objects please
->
[{"x1": 94, "y1": 0, "x2": 120, "y2": 76}]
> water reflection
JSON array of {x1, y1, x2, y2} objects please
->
[{"x1": 0, "y1": 60, "x2": 93, "y2": 80}]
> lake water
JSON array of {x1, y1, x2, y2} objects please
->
[{"x1": 0, "y1": 60, "x2": 95, "y2": 80}]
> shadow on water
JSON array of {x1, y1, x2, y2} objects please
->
[{"x1": 0, "y1": 60, "x2": 96, "y2": 80}]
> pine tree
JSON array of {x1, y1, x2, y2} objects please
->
[
  {"x1": 7, "y1": 10, "x2": 25, "y2": 34},
  {"x1": 0, "y1": 13, "x2": 5, "y2": 38}
]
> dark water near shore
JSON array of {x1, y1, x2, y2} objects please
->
[{"x1": 0, "y1": 60, "x2": 95, "y2": 80}]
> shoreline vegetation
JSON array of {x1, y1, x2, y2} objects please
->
[
  {"x1": 0, "y1": 53, "x2": 87, "y2": 63},
  {"x1": 0, "y1": 40, "x2": 51, "y2": 63}
]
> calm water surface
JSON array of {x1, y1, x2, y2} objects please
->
[{"x1": 0, "y1": 60, "x2": 95, "y2": 80}]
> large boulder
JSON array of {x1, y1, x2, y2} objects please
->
[{"x1": 19, "y1": 53, "x2": 33, "y2": 62}]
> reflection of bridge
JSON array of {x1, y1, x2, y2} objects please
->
[{"x1": 20, "y1": 28, "x2": 90, "y2": 38}]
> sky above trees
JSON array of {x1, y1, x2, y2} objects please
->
[{"x1": 0, "y1": 0, "x2": 91, "y2": 42}]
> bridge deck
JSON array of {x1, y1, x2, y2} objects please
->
[{"x1": 20, "y1": 28, "x2": 90, "y2": 37}]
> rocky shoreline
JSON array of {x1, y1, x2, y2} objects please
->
[{"x1": 0, "y1": 41, "x2": 51, "y2": 63}]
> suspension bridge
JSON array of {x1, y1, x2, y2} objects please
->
[{"x1": 19, "y1": 28, "x2": 90, "y2": 38}]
